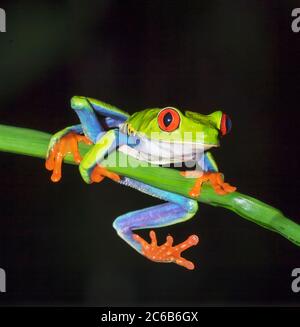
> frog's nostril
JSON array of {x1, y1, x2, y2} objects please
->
[{"x1": 220, "y1": 113, "x2": 232, "y2": 136}]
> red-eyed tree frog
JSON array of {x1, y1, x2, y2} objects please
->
[{"x1": 45, "y1": 96, "x2": 236, "y2": 270}]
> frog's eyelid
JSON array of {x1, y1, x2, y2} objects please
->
[{"x1": 159, "y1": 107, "x2": 180, "y2": 114}]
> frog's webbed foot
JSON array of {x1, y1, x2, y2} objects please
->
[
  {"x1": 133, "y1": 230, "x2": 199, "y2": 270},
  {"x1": 180, "y1": 171, "x2": 236, "y2": 197},
  {"x1": 45, "y1": 132, "x2": 92, "y2": 182}
]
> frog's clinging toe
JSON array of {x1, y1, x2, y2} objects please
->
[
  {"x1": 183, "y1": 171, "x2": 236, "y2": 197},
  {"x1": 90, "y1": 165, "x2": 121, "y2": 183},
  {"x1": 45, "y1": 132, "x2": 92, "y2": 182}
]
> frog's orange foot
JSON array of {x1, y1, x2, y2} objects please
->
[
  {"x1": 180, "y1": 171, "x2": 236, "y2": 197},
  {"x1": 133, "y1": 230, "x2": 199, "y2": 270},
  {"x1": 45, "y1": 132, "x2": 92, "y2": 182},
  {"x1": 90, "y1": 165, "x2": 121, "y2": 183}
]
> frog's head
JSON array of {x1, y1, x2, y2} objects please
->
[{"x1": 123, "y1": 107, "x2": 232, "y2": 149}]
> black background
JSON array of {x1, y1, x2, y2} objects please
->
[{"x1": 0, "y1": 0, "x2": 299, "y2": 306}]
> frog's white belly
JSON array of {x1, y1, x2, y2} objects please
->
[{"x1": 118, "y1": 138, "x2": 207, "y2": 165}]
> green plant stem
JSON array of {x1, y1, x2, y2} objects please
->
[{"x1": 0, "y1": 124, "x2": 299, "y2": 246}]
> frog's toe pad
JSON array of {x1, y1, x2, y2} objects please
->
[{"x1": 133, "y1": 230, "x2": 199, "y2": 270}]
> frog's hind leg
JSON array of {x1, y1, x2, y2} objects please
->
[
  {"x1": 113, "y1": 178, "x2": 199, "y2": 270},
  {"x1": 70, "y1": 96, "x2": 129, "y2": 142}
]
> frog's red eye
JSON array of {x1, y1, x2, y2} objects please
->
[
  {"x1": 158, "y1": 108, "x2": 181, "y2": 132},
  {"x1": 220, "y1": 113, "x2": 232, "y2": 136}
]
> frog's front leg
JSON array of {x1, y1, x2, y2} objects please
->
[
  {"x1": 46, "y1": 96, "x2": 129, "y2": 181},
  {"x1": 113, "y1": 179, "x2": 199, "y2": 270},
  {"x1": 79, "y1": 129, "x2": 138, "y2": 183},
  {"x1": 79, "y1": 129, "x2": 124, "y2": 184},
  {"x1": 181, "y1": 152, "x2": 236, "y2": 197}
]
